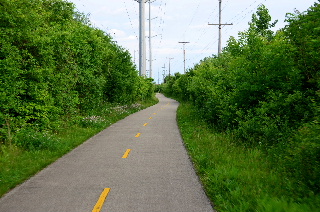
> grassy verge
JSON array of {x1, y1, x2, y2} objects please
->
[
  {"x1": 0, "y1": 96, "x2": 158, "y2": 197},
  {"x1": 177, "y1": 102, "x2": 320, "y2": 212}
]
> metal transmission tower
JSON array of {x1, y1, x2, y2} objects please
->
[
  {"x1": 134, "y1": 0, "x2": 148, "y2": 77},
  {"x1": 208, "y1": 0, "x2": 233, "y2": 55},
  {"x1": 148, "y1": 0, "x2": 152, "y2": 78},
  {"x1": 178, "y1": 42, "x2": 190, "y2": 74},
  {"x1": 148, "y1": 0, "x2": 157, "y2": 79}
]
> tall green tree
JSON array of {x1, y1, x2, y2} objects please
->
[
  {"x1": 285, "y1": 1, "x2": 320, "y2": 90},
  {"x1": 0, "y1": 0, "x2": 154, "y2": 142},
  {"x1": 249, "y1": 4, "x2": 278, "y2": 39}
]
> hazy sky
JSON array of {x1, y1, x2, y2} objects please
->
[{"x1": 68, "y1": 0, "x2": 317, "y2": 83}]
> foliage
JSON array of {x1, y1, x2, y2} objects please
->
[
  {"x1": 0, "y1": 0, "x2": 154, "y2": 146},
  {"x1": 285, "y1": 2, "x2": 320, "y2": 90},
  {"x1": 163, "y1": 2, "x2": 320, "y2": 202},
  {"x1": 177, "y1": 102, "x2": 320, "y2": 212},
  {"x1": 250, "y1": 4, "x2": 278, "y2": 39}
]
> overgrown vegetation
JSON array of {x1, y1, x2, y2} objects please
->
[
  {"x1": 163, "y1": 2, "x2": 320, "y2": 211},
  {"x1": 0, "y1": 0, "x2": 155, "y2": 146},
  {"x1": 178, "y1": 102, "x2": 320, "y2": 212},
  {"x1": 0, "y1": 0, "x2": 156, "y2": 196}
]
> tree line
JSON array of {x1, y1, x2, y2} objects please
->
[
  {"x1": 162, "y1": 2, "x2": 320, "y2": 197},
  {"x1": 0, "y1": 0, "x2": 154, "y2": 145}
]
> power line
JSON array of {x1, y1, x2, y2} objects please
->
[{"x1": 123, "y1": 0, "x2": 139, "y2": 41}]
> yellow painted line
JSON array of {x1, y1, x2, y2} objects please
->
[
  {"x1": 135, "y1": 133, "x2": 141, "y2": 137},
  {"x1": 149, "y1": 117, "x2": 153, "y2": 119},
  {"x1": 153, "y1": 113, "x2": 157, "y2": 115},
  {"x1": 92, "y1": 188, "x2": 111, "y2": 212},
  {"x1": 122, "y1": 149, "x2": 131, "y2": 158},
  {"x1": 143, "y1": 123, "x2": 148, "y2": 126}
]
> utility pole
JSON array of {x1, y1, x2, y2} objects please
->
[
  {"x1": 147, "y1": 0, "x2": 157, "y2": 79},
  {"x1": 148, "y1": 0, "x2": 152, "y2": 78},
  {"x1": 168, "y1": 58, "x2": 174, "y2": 77},
  {"x1": 178, "y1": 42, "x2": 190, "y2": 74},
  {"x1": 149, "y1": 0, "x2": 152, "y2": 78},
  {"x1": 208, "y1": 0, "x2": 233, "y2": 55},
  {"x1": 162, "y1": 64, "x2": 166, "y2": 83},
  {"x1": 135, "y1": 0, "x2": 147, "y2": 77}
]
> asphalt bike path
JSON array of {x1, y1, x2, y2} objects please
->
[{"x1": 0, "y1": 93, "x2": 214, "y2": 212}]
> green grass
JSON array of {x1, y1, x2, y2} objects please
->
[
  {"x1": 0, "y1": 97, "x2": 158, "y2": 197},
  {"x1": 177, "y1": 102, "x2": 320, "y2": 212}
]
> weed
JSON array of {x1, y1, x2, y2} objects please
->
[{"x1": 177, "y1": 102, "x2": 320, "y2": 212}]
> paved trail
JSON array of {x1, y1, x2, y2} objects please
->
[{"x1": 0, "y1": 94, "x2": 214, "y2": 212}]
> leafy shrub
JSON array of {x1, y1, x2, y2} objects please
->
[
  {"x1": 281, "y1": 111, "x2": 320, "y2": 195},
  {"x1": 162, "y1": 2, "x2": 320, "y2": 196},
  {"x1": 0, "y1": 0, "x2": 154, "y2": 145},
  {"x1": 14, "y1": 128, "x2": 61, "y2": 151}
]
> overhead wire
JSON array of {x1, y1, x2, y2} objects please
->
[
  {"x1": 222, "y1": 0, "x2": 268, "y2": 41},
  {"x1": 148, "y1": 0, "x2": 168, "y2": 82},
  {"x1": 173, "y1": 1, "x2": 220, "y2": 70},
  {"x1": 123, "y1": 0, "x2": 139, "y2": 42},
  {"x1": 189, "y1": 0, "x2": 269, "y2": 63},
  {"x1": 122, "y1": 0, "x2": 270, "y2": 81},
  {"x1": 171, "y1": 1, "x2": 220, "y2": 72}
]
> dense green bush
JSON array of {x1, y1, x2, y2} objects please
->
[
  {"x1": 0, "y1": 0, "x2": 154, "y2": 145},
  {"x1": 163, "y1": 2, "x2": 320, "y2": 196},
  {"x1": 15, "y1": 128, "x2": 61, "y2": 151}
]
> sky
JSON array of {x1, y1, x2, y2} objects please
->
[{"x1": 68, "y1": 0, "x2": 317, "y2": 83}]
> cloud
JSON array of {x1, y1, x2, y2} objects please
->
[
  {"x1": 108, "y1": 29, "x2": 126, "y2": 38},
  {"x1": 126, "y1": 35, "x2": 138, "y2": 41}
]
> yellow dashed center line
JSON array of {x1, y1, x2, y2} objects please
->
[
  {"x1": 143, "y1": 123, "x2": 148, "y2": 126},
  {"x1": 135, "y1": 133, "x2": 141, "y2": 137},
  {"x1": 122, "y1": 149, "x2": 131, "y2": 158},
  {"x1": 92, "y1": 188, "x2": 111, "y2": 212},
  {"x1": 153, "y1": 113, "x2": 157, "y2": 115},
  {"x1": 149, "y1": 117, "x2": 153, "y2": 119}
]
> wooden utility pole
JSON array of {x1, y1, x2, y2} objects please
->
[
  {"x1": 178, "y1": 42, "x2": 190, "y2": 74},
  {"x1": 208, "y1": 0, "x2": 233, "y2": 55}
]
